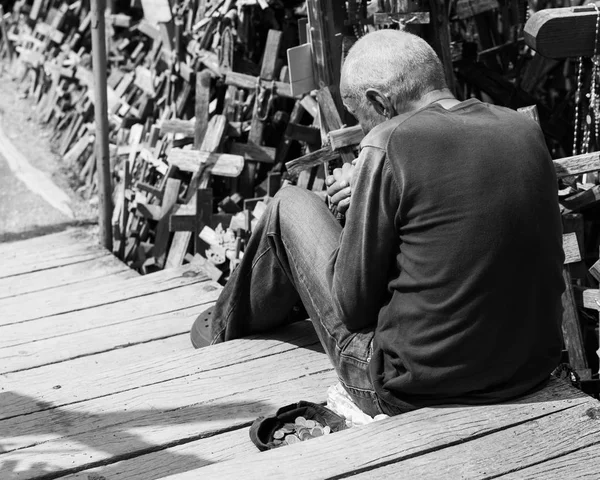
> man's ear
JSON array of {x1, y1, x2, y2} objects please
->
[{"x1": 365, "y1": 89, "x2": 394, "y2": 118}]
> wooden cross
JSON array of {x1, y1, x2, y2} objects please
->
[
  {"x1": 526, "y1": 7, "x2": 600, "y2": 374},
  {"x1": 222, "y1": 29, "x2": 296, "y2": 198},
  {"x1": 525, "y1": 3, "x2": 600, "y2": 59},
  {"x1": 165, "y1": 114, "x2": 244, "y2": 266},
  {"x1": 285, "y1": 122, "x2": 363, "y2": 181},
  {"x1": 518, "y1": 104, "x2": 593, "y2": 381}
]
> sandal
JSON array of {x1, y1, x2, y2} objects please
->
[{"x1": 190, "y1": 306, "x2": 214, "y2": 349}]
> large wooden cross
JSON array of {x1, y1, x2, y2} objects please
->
[
  {"x1": 165, "y1": 114, "x2": 244, "y2": 267},
  {"x1": 523, "y1": 10, "x2": 600, "y2": 379},
  {"x1": 222, "y1": 29, "x2": 296, "y2": 198}
]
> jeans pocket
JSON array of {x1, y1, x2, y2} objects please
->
[{"x1": 339, "y1": 330, "x2": 375, "y2": 365}]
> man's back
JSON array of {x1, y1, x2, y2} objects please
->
[{"x1": 360, "y1": 99, "x2": 564, "y2": 410}]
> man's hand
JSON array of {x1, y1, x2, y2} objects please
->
[{"x1": 326, "y1": 162, "x2": 356, "y2": 215}]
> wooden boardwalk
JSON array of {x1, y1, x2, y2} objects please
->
[{"x1": 2, "y1": 228, "x2": 600, "y2": 479}]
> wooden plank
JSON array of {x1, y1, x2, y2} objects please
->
[
  {"x1": 1, "y1": 321, "x2": 317, "y2": 420},
  {"x1": 0, "y1": 263, "x2": 212, "y2": 326},
  {"x1": 0, "y1": 243, "x2": 110, "y2": 279},
  {"x1": 554, "y1": 152, "x2": 600, "y2": 178},
  {"x1": 194, "y1": 70, "x2": 211, "y2": 149},
  {"x1": 563, "y1": 232, "x2": 582, "y2": 265},
  {"x1": 316, "y1": 87, "x2": 355, "y2": 164},
  {"x1": 455, "y1": 0, "x2": 499, "y2": 20},
  {"x1": 524, "y1": 4, "x2": 600, "y2": 59},
  {"x1": 582, "y1": 288, "x2": 600, "y2": 311},
  {"x1": 230, "y1": 142, "x2": 276, "y2": 164},
  {"x1": 249, "y1": 30, "x2": 283, "y2": 145},
  {"x1": 307, "y1": 0, "x2": 344, "y2": 90},
  {"x1": 0, "y1": 254, "x2": 137, "y2": 300},
  {"x1": 140, "y1": 0, "x2": 172, "y2": 24},
  {"x1": 0, "y1": 351, "x2": 335, "y2": 476},
  {"x1": 153, "y1": 178, "x2": 182, "y2": 268},
  {"x1": 259, "y1": 29, "x2": 282, "y2": 81},
  {"x1": 224, "y1": 71, "x2": 292, "y2": 98},
  {"x1": 285, "y1": 147, "x2": 340, "y2": 179},
  {"x1": 0, "y1": 283, "x2": 221, "y2": 375},
  {"x1": 561, "y1": 268, "x2": 591, "y2": 380},
  {"x1": 0, "y1": 227, "x2": 95, "y2": 252},
  {"x1": 0, "y1": 280, "x2": 217, "y2": 351},
  {"x1": 329, "y1": 125, "x2": 364, "y2": 150},
  {"x1": 183, "y1": 115, "x2": 229, "y2": 203},
  {"x1": 561, "y1": 185, "x2": 600, "y2": 212},
  {"x1": 180, "y1": 379, "x2": 591, "y2": 479},
  {"x1": 164, "y1": 231, "x2": 192, "y2": 269},
  {"x1": 346, "y1": 397, "x2": 600, "y2": 479},
  {"x1": 427, "y1": 0, "x2": 457, "y2": 93},
  {"x1": 199, "y1": 115, "x2": 227, "y2": 152},
  {"x1": 160, "y1": 119, "x2": 196, "y2": 137},
  {"x1": 29, "y1": 0, "x2": 43, "y2": 20},
  {"x1": 497, "y1": 443, "x2": 600, "y2": 479},
  {"x1": 2, "y1": 238, "x2": 103, "y2": 263},
  {"x1": 168, "y1": 149, "x2": 244, "y2": 176},
  {"x1": 195, "y1": 188, "x2": 213, "y2": 254},
  {"x1": 66, "y1": 429, "x2": 257, "y2": 480},
  {"x1": 286, "y1": 123, "x2": 322, "y2": 145}
]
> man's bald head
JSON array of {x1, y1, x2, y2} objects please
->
[{"x1": 341, "y1": 30, "x2": 447, "y2": 131}]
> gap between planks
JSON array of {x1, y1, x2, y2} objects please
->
[
  {"x1": 497, "y1": 442, "x2": 600, "y2": 479},
  {"x1": 344, "y1": 401, "x2": 600, "y2": 479},
  {"x1": 0, "y1": 290, "x2": 220, "y2": 375},
  {"x1": 0, "y1": 350, "x2": 336, "y2": 479},
  {"x1": 0, "y1": 244, "x2": 111, "y2": 279},
  {"x1": 0, "y1": 321, "x2": 321, "y2": 420},
  {"x1": 0, "y1": 254, "x2": 137, "y2": 300},
  {"x1": 0, "y1": 283, "x2": 216, "y2": 349},
  {"x1": 0, "y1": 263, "x2": 213, "y2": 327},
  {"x1": 0, "y1": 227, "x2": 97, "y2": 256},
  {"x1": 101, "y1": 398, "x2": 600, "y2": 480},
  {"x1": 173, "y1": 379, "x2": 594, "y2": 480}
]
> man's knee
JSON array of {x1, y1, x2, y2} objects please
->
[{"x1": 274, "y1": 186, "x2": 324, "y2": 214}]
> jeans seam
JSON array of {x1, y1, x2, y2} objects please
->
[
  {"x1": 279, "y1": 233, "x2": 345, "y2": 353},
  {"x1": 339, "y1": 378, "x2": 375, "y2": 394},
  {"x1": 211, "y1": 246, "x2": 273, "y2": 344}
]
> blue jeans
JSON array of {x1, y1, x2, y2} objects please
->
[{"x1": 203, "y1": 186, "x2": 389, "y2": 417}]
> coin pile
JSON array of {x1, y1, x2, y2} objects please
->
[{"x1": 271, "y1": 416, "x2": 332, "y2": 447}]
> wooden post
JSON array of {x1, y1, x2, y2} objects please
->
[
  {"x1": 0, "y1": 5, "x2": 14, "y2": 61},
  {"x1": 306, "y1": 0, "x2": 345, "y2": 99},
  {"x1": 518, "y1": 105, "x2": 592, "y2": 380},
  {"x1": 91, "y1": 0, "x2": 113, "y2": 250},
  {"x1": 427, "y1": 0, "x2": 456, "y2": 95}
]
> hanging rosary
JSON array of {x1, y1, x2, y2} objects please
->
[
  {"x1": 573, "y1": 3, "x2": 600, "y2": 155},
  {"x1": 345, "y1": 0, "x2": 368, "y2": 38}
]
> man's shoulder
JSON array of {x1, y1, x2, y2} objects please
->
[
  {"x1": 360, "y1": 111, "x2": 420, "y2": 151},
  {"x1": 361, "y1": 99, "x2": 541, "y2": 151}
]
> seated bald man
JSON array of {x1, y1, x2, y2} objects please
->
[{"x1": 191, "y1": 30, "x2": 564, "y2": 416}]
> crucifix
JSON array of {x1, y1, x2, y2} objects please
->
[{"x1": 222, "y1": 29, "x2": 296, "y2": 198}]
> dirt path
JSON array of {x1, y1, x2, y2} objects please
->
[{"x1": 0, "y1": 67, "x2": 97, "y2": 243}]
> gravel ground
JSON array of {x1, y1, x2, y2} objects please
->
[{"x1": 0, "y1": 64, "x2": 98, "y2": 243}]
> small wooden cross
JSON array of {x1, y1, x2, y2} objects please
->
[{"x1": 222, "y1": 29, "x2": 296, "y2": 198}]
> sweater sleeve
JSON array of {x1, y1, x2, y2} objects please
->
[{"x1": 326, "y1": 146, "x2": 401, "y2": 331}]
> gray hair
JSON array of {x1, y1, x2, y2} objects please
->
[{"x1": 341, "y1": 30, "x2": 447, "y2": 111}]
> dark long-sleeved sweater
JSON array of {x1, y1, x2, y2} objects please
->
[{"x1": 327, "y1": 99, "x2": 564, "y2": 411}]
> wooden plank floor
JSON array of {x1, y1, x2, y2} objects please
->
[{"x1": 1, "y1": 228, "x2": 599, "y2": 480}]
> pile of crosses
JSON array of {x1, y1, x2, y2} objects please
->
[
  {"x1": 0, "y1": 0, "x2": 370, "y2": 279},
  {"x1": 0, "y1": 0, "x2": 579, "y2": 287}
]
